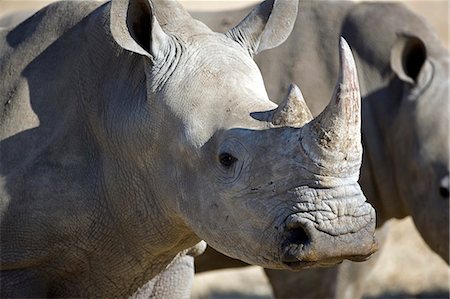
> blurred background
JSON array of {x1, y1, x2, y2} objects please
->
[
  {"x1": 0, "y1": 1, "x2": 448, "y2": 298},
  {"x1": 0, "y1": 0, "x2": 449, "y2": 51}
]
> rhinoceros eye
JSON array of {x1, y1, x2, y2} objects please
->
[{"x1": 219, "y1": 152, "x2": 237, "y2": 168}]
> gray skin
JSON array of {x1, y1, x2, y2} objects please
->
[
  {"x1": 193, "y1": 1, "x2": 449, "y2": 298},
  {"x1": 0, "y1": 0, "x2": 378, "y2": 297},
  {"x1": 130, "y1": 244, "x2": 206, "y2": 299}
]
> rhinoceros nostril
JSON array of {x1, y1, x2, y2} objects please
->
[
  {"x1": 281, "y1": 225, "x2": 311, "y2": 263},
  {"x1": 286, "y1": 225, "x2": 310, "y2": 248},
  {"x1": 440, "y1": 175, "x2": 449, "y2": 199}
]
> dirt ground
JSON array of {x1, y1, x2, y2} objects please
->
[{"x1": 0, "y1": 1, "x2": 449, "y2": 298}]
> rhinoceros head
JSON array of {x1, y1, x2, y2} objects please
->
[
  {"x1": 109, "y1": 0, "x2": 377, "y2": 269},
  {"x1": 389, "y1": 33, "x2": 449, "y2": 263}
]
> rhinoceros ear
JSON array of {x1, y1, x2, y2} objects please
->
[
  {"x1": 390, "y1": 34, "x2": 429, "y2": 85},
  {"x1": 110, "y1": 0, "x2": 171, "y2": 61},
  {"x1": 226, "y1": 0, "x2": 298, "y2": 57}
]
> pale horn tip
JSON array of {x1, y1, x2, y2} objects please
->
[
  {"x1": 287, "y1": 83, "x2": 304, "y2": 101},
  {"x1": 338, "y1": 37, "x2": 359, "y2": 94}
]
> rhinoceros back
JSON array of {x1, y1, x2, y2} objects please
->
[{"x1": 0, "y1": 1, "x2": 104, "y2": 140}]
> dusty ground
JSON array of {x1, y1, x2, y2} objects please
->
[{"x1": 1, "y1": 1, "x2": 449, "y2": 298}]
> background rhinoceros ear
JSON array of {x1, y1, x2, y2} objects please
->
[
  {"x1": 226, "y1": 0, "x2": 298, "y2": 57},
  {"x1": 110, "y1": 0, "x2": 170, "y2": 61},
  {"x1": 390, "y1": 34, "x2": 428, "y2": 84}
]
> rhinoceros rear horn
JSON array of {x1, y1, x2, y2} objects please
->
[
  {"x1": 110, "y1": 0, "x2": 172, "y2": 61},
  {"x1": 302, "y1": 37, "x2": 362, "y2": 175},
  {"x1": 272, "y1": 83, "x2": 313, "y2": 127},
  {"x1": 226, "y1": 0, "x2": 299, "y2": 56}
]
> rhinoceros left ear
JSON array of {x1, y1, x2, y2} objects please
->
[
  {"x1": 110, "y1": 0, "x2": 171, "y2": 61},
  {"x1": 390, "y1": 34, "x2": 430, "y2": 85},
  {"x1": 226, "y1": 0, "x2": 298, "y2": 57}
]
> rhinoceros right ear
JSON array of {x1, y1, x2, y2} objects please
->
[
  {"x1": 226, "y1": 0, "x2": 298, "y2": 57},
  {"x1": 110, "y1": 0, "x2": 171, "y2": 61},
  {"x1": 390, "y1": 34, "x2": 428, "y2": 85}
]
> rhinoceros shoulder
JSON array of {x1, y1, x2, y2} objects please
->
[{"x1": 0, "y1": 2, "x2": 105, "y2": 131}]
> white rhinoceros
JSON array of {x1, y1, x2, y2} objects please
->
[
  {"x1": 0, "y1": 0, "x2": 378, "y2": 297},
  {"x1": 193, "y1": 1, "x2": 449, "y2": 298}
]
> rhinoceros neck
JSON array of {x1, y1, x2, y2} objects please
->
[{"x1": 358, "y1": 83, "x2": 409, "y2": 226}]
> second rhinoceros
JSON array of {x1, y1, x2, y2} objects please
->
[{"x1": 0, "y1": 0, "x2": 376, "y2": 297}]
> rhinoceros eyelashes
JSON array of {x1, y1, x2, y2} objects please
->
[{"x1": 219, "y1": 152, "x2": 238, "y2": 168}]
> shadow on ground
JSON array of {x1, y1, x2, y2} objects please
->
[
  {"x1": 199, "y1": 291, "x2": 449, "y2": 299},
  {"x1": 364, "y1": 291, "x2": 450, "y2": 299},
  {"x1": 195, "y1": 293, "x2": 271, "y2": 299}
]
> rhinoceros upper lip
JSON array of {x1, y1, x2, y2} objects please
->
[
  {"x1": 283, "y1": 260, "x2": 324, "y2": 270},
  {"x1": 283, "y1": 253, "x2": 373, "y2": 271}
]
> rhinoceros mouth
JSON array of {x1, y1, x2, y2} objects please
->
[
  {"x1": 283, "y1": 260, "x2": 325, "y2": 270},
  {"x1": 283, "y1": 254, "x2": 372, "y2": 271}
]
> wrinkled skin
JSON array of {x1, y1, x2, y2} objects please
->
[
  {"x1": 193, "y1": 1, "x2": 449, "y2": 298},
  {"x1": 0, "y1": 0, "x2": 377, "y2": 297},
  {"x1": 130, "y1": 243, "x2": 206, "y2": 299}
]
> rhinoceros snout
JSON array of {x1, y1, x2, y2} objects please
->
[{"x1": 280, "y1": 207, "x2": 378, "y2": 270}]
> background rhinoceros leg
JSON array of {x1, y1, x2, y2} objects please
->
[
  {"x1": 264, "y1": 265, "x2": 339, "y2": 298},
  {"x1": 264, "y1": 258, "x2": 378, "y2": 299}
]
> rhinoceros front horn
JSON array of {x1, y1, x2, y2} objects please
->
[
  {"x1": 302, "y1": 37, "x2": 362, "y2": 176},
  {"x1": 272, "y1": 83, "x2": 313, "y2": 127}
]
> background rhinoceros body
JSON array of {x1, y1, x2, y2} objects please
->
[
  {"x1": 0, "y1": 0, "x2": 380, "y2": 297},
  {"x1": 193, "y1": 1, "x2": 449, "y2": 298}
]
